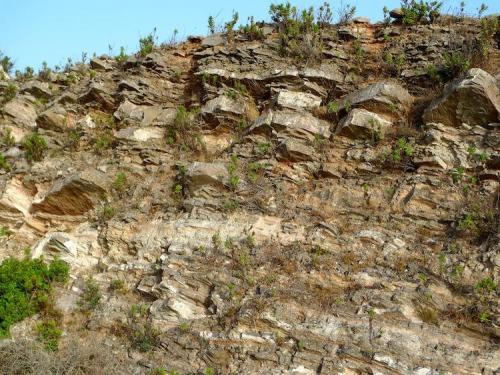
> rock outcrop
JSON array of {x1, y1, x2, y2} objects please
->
[
  {"x1": 423, "y1": 68, "x2": 500, "y2": 127},
  {"x1": 0, "y1": 12, "x2": 499, "y2": 375}
]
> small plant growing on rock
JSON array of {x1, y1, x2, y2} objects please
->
[
  {"x1": 443, "y1": 52, "x2": 470, "y2": 78},
  {"x1": 0, "y1": 226, "x2": 12, "y2": 237},
  {"x1": 317, "y1": 1, "x2": 333, "y2": 27},
  {"x1": 475, "y1": 277, "x2": 496, "y2": 294},
  {"x1": 337, "y1": 1, "x2": 357, "y2": 24},
  {"x1": 0, "y1": 154, "x2": 10, "y2": 172},
  {"x1": 0, "y1": 127, "x2": 15, "y2": 147},
  {"x1": 139, "y1": 28, "x2": 157, "y2": 57},
  {"x1": 269, "y1": 2, "x2": 323, "y2": 61},
  {"x1": 208, "y1": 15, "x2": 216, "y2": 34},
  {"x1": 22, "y1": 132, "x2": 48, "y2": 162},
  {"x1": 242, "y1": 16, "x2": 265, "y2": 40},
  {"x1": 256, "y1": 142, "x2": 271, "y2": 155},
  {"x1": 0, "y1": 52, "x2": 13, "y2": 75},
  {"x1": 110, "y1": 279, "x2": 126, "y2": 293},
  {"x1": 38, "y1": 61, "x2": 52, "y2": 81},
  {"x1": 391, "y1": 138, "x2": 413, "y2": 163},
  {"x1": 400, "y1": 0, "x2": 442, "y2": 25},
  {"x1": 115, "y1": 46, "x2": 128, "y2": 63},
  {"x1": 100, "y1": 204, "x2": 115, "y2": 221},
  {"x1": 36, "y1": 320, "x2": 62, "y2": 351},
  {"x1": 78, "y1": 278, "x2": 102, "y2": 312},
  {"x1": 383, "y1": 51, "x2": 405, "y2": 77},
  {"x1": 451, "y1": 166, "x2": 465, "y2": 184},
  {"x1": 296, "y1": 339, "x2": 305, "y2": 351},
  {"x1": 227, "y1": 154, "x2": 240, "y2": 191},
  {"x1": 225, "y1": 11, "x2": 239, "y2": 43},
  {"x1": 477, "y1": 3, "x2": 488, "y2": 18},
  {"x1": 112, "y1": 172, "x2": 127, "y2": 192},
  {"x1": 477, "y1": 16, "x2": 498, "y2": 56},
  {"x1": 2, "y1": 83, "x2": 18, "y2": 103}
]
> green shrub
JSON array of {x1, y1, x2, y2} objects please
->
[
  {"x1": 15, "y1": 66, "x2": 35, "y2": 81},
  {"x1": 225, "y1": 11, "x2": 239, "y2": 43},
  {"x1": 391, "y1": 138, "x2": 413, "y2": 163},
  {"x1": 443, "y1": 52, "x2": 470, "y2": 78},
  {"x1": 0, "y1": 226, "x2": 12, "y2": 237},
  {"x1": 338, "y1": 2, "x2": 357, "y2": 24},
  {"x1": 242, "y1": 16, "x2": 265, "y2": 40},
  {"x1": 110, "y1": 279, "x2": 126, "y2": 293},
  {"x1": 1, "y1": 127, "x2": 15, "y2": 147},
  {"x1": 112, "y1": 172, "x2": 127, "y2": 192},
  {"x1": 383, "y1": 52, "x2": 405, "y2": 77},
  {"x1": 131, "y1": 322, "x2": 159, "y2": 352},
  {"x1": 22, "y1": 133, "x2": 48, "y2": 162},
  {"x1": 269, "y1": 2, "x2": 323, "y2": 60},
  {"x1": 208, "y1": 15, "x2": 216, "y2": 34},
  {"x1": 400, "y1": 0, "x2": 442, "y2": 25},
  {"x1": 475, "y1": 277, "x2": 496, "y2": 293},
  {"x1": 115, "y1": 46, "x2": 128, "y2": 63},
  {"x1": 317, "y1": 1, "x2": 333, "y2": 26},
  {"x1": 2, "y1": 83, "x2": 18, "y2": 103},
  {"x1": 93, "y1": 132, "x2": 114, "y2": 154},
  {"x1": 38, "y1": 61, "x2": 52, "y2": 81},
  {"x1": 0, "y1": 153, "x2": 10, "y2": 171},
  {"x1": 77, "y1": 278, "x2": 102, "y2": 312},
  {"x1": 0, "y1": 52, "x2": 13, "y2": 75},
  {"x1": 0, "y1": 257, "x2": 69, "y2": 337},
  {"x1": 36, "y1": 320, "x2": 62, "y2": 351},
  {"x1": 139, "y1": 29, "x2": 157, "y2": 57},
  {"x1": 478, "y1": 17, "x2": 498, "y2": 56}
]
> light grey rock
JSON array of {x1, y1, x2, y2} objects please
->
[
  {"x1": 339, "y1": 81, "x2": 413, "y2": 117},
  {"x1": 336, "y1": 108, "x2": 392, "y2": 139},
  {"x1": 423, "y1": 68, "x2": 500, "y2": 127},
  {"x1": 90, "y1": 57, "x2": 114, "y2": 71},
  {"x1": 276, "y1": 90, "x2": 322, "y2": 111},
  {"x1": 186, "y1": 162, "x2": 229, "y2": 193},
  {"x1": 277, "y1": 138, "x2": 316, "y2": 162},
  {"x1": 2, "y1": 97, "x2": 38, "y2": 129},
  {"x1": 20, "y1": 81, "x2": 52, "y2": 99},
  {"x1": 201, "y1": 33, "x2": 226, "y2": 47},
  {"x1": 79, "y1": 82, "x2": 115, "y2": 109},
  {"x1": 115, "y1": 127, "x2": 164, "y2": 142},
  {"x1": 250, "y1": 109, "x2": 331, "y2": 141},
  {"x1": 37, "y1": 105, "x2": 67, "y2": 131}
]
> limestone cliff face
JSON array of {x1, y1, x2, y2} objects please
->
[{"x1": 0, "y1": 15, "x2": 499, "y2": 375}]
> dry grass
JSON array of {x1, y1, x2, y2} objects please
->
[{"x1": 0, "y1": 339, "x2": 134, "y2": 375}]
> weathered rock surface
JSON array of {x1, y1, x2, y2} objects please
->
[
  {"x1": 338, "y1": 81, "x2": 413, "y2": 117},
  {"x1": 31, "y1": 171, "x2": 107, "y2": 216},
  {"x1": 0, "y1": 15, "x2": 498, "y2": 375},
  {"x1": 336, "y1": 108, "x2": 392, "y2": 139},
  {"x1": 423, "y1": 68, "x2": 500, "y2": 127},
  {"x1": 250, "y1": 109, "x2": 331, "y2": 141}
]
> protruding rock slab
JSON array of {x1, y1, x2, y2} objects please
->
[
  {"x1": 423, "y1": 68, "x2": 500, "y2": 127},
  {"x1": 201, "y1": 95, "x2": 257, "y2": 126},
  {"x1": 37, "y1": 105, "x2": 68, "y2": 131},
  {"x1": 338, "y1": 81, "x2": 413, "y2": 118},
  {"x1": 250, "y1": 109, "x2": 331, "y2": 141},
  {"x1": 336, "y1": 108, "x2": 392, "y2": 139},
  {"x1": 115, "y1": 127, "x2": 164, "y2": 142},
  {"x1": 31, "y1": 171, "x2": 107, "y2": 216},
  {"x1": 276, "y1": 90, "x2": 322, "y2": 111},
  {"x1": 186, "y1": 162, "x2": 229, "y2": 193},
  {"x1": 277, "y1": 138, "x2": 316, "y2": 162},
  {"x1": 1, "y1": 97, "x2": 38, "y2": 129}
]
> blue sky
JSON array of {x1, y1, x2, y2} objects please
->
[{"x1": 2, "y1": 0, "x2": 498, "y2": 71}]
